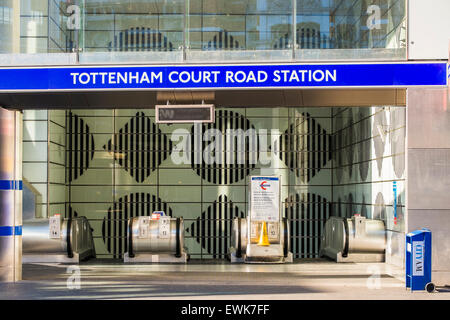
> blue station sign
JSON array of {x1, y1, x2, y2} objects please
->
[{"x1": 0, "y1": 62, "x2": 447, "y2": 92}]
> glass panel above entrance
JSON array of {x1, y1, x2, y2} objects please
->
[{"x1": 0, "y1": 0, "x2": 406, "y2": 65}]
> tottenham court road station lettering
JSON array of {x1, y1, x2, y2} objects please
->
[
  {"x1": 69, "y1": 69, "x2": 337, "y2": 86},
  {"x1": 0, "y1": 62, "x2": 447, "y2": 91}
]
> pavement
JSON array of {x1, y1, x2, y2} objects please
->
[{"x1": 1, "y1": 259, "x2": 449, "y2": 300}]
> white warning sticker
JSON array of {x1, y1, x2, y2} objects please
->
[
  {"x1": 49, "y1": 215, "x2": 61, "y2": 239},
  {"x1": 158, "y1": 217, "x2": 170, "y2": 239},
  {"x1": 138, "y1": 216, "x2": 149, "y2": 239}
]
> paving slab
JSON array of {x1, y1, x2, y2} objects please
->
[{"x1": 0, "y1": 260, "x2": 449, "y2": 300}]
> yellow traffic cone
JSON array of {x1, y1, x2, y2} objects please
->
[{"x1": 257, "y1": 221, "x2": 270, "y2": 246}]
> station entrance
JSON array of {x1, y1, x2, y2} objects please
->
[{"x1": 16, "y1": 88, "x2": 406, "y2": 264}]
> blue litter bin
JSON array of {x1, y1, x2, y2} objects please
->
[{"x1": 406, "y1": 228, "x2": 434, "y2": 292}]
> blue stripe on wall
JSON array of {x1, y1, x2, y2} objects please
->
[
  {"x1": 0, "y1": 180, "x2": 23, "y2": 190},
  {"x1": 15, "y1": 226, "x2": 22, "y2": 236},
  {"x1": 0, "y1": 226, "x2": 23, "y2": 236}
]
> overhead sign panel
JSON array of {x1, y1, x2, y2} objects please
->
[
  {"x1": 155, "y1": 104, "x2": 215, "y2": 123},
  {"x1": 0, "y1": 62, "x2": 447, "y2": 92}
]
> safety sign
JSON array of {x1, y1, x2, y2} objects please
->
[{"x1": 250, "y1": 176, "x2": 280, "y2": 222}]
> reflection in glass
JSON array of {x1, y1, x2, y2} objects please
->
[
  {"x1": 81, "y1": 0, "x2": 184, "y2": 53},
  {"x1": 0, "y1": 0, "x2": 405, "y2": 59},
  {"x1": 187, "y1": 0, "x2": 293, "y2": 51},
  {"x1": 319, "y1": 0, "x2": 406, "y2": 49},
  {"x1": 0, "y1": 0, "x2": 18, "y2": 53}
]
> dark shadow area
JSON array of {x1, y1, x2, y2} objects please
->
[{"x1": 0, "y1": 281, "x2": 323, "y2": 300}]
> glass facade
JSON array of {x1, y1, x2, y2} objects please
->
[
  {"x1": 0, "y1": 0, "x2": 406, "y2": 62},
  {"x1": 187, "y1": 0, "x2": 293, "y2": 51}
]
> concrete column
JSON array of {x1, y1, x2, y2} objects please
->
[
  {"x1": 12, "y1": 0, "x2": 21, "y2": 53},
  {"x1": 406, "y1": 87, "x2": 450, "y2": 284},
  {"x1": 0, "y1": 107, "x2": 22, "y2": 282}
]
